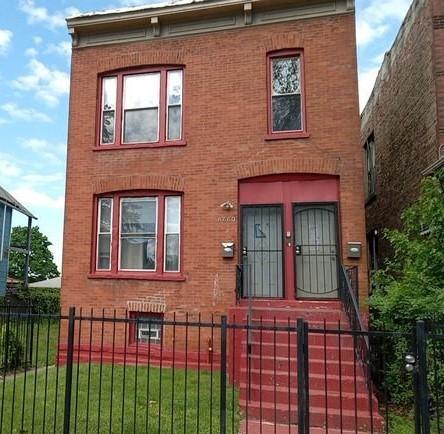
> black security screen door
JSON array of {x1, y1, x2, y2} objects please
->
[
  {"x1": 241, "y1": 206, "x2": 284, "y2": 298},
  {"x1": 294, "y1": 204, "x2": 339, "y2": 299}
]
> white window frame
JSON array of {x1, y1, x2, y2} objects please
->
[
  {"x1": 166, "y1": 70, "x2": 183, "y2": 142},
  {"x1": 118, "y1": 197, "x2": 158, "y2": 272},
  {"x1": 96, "y1": 198, "x2": 113, "y2": 271},
  {"x1": 121, "y1": 72, "x2": 161, "y2": 145},
  {"x1": 100, "y1": 76, "x2": 117, "y2": 146},
  {"x1": 136, "y1": 317, "x2": 162, "y2": 344},
  {"x1": 164, "y1": 196, "x2": 181, "y2": 273}
]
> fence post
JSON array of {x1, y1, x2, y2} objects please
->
[
  {"x1": 220, "y1": 315, "x2": 228, "y2": 434},
  {"x1": 297, "y1": 319, "x2": 309, "y2": 434},
  {"x1": 63, "y1": 307, "x2": 76, "y2": 434},
  {"x1": 416, "y1": 321, "x2": 430, "y2": 434}
]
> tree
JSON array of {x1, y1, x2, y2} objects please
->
[
  {"x1": 370, "y1": 168, "x2": 444, "y2": 404},
  {"x1": 8, "y1": 226, "x2": 60, "y2": 283}
]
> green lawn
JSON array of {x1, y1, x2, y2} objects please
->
[{"x1": 0, "y1": 363, "x2": 240, "y2": 433}]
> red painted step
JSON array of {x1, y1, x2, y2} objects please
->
[
  {"x1": 229, "y1": 302, "x2": 382, "y2": 431},
  {"x1": 239, "y1": 401, "x2": 384, "y2": 432}
]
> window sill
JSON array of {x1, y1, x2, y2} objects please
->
[
  {"x1": 88, "y1": 272, "x2": 186, "y2": 282},
  {"x1": 93, "y1": 140, "x2": 187, "y2": 151},
  {"x1": 264, "y1": 132, "x2": 310, "y2": 141}
]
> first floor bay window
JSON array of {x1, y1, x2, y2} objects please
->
[{"x1": 94, "y1": 192, "x2": 182, "y2": 277}]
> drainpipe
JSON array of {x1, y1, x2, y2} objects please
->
[{"x1": 23, "y1": 216, "x2": 32, "y2": 289}]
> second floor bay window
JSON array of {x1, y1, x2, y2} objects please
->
[
  {"x1": 99, "y1": 67, "x2": 184, "y2": 148},
  {"x1": 94, "y1": 192, "x2": 182, "y2": 278}
]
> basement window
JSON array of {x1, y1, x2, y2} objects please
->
[{"x1": 131, "y1": 312, "x2": 164, "y2": 345}]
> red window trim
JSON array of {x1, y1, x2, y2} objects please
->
[
  {"x1": 96, "y1": 65, "x2": 186, "y2": 149},
  {"x1": 90, "y1": 190, "x2": 183, "y2": 280},
  {"x1": 265, "y1": 49, "x2": 308, "y2": 140}
]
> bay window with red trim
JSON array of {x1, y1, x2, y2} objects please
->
[
  {"x1": 98, "y1": 66, "x2": 185, "y2": 149},
  {"x1": 92, "y1": 192, "x2": 183, "y2": 279},
  {"x1": 266, "y1": 49, "x2": 308, "y2": 140}
]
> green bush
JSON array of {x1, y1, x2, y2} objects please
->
[
  {"x1": 15, "y1": 287, "x2": 60, "y2": 315},
  {"x1": 370, "y1": 169, "x2": 444, "y2": 406},
  {"x1": 0, "y1": 326, "x2": 24, "y2": 371}
]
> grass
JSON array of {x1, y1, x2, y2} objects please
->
[
  {"x1": 0, "y1": 363, "x2": 240, "y2": 433},
  {"x1": 387, "y1": 410, "x2": 442, "y2": 434}
]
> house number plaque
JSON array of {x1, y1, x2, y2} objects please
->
[{"x1": 218, "y1": 216, "x2": 237, "y2": 223}]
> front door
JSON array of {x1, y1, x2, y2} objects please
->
[
  {"x1": 241, "y1": 205, "x2": 284, "y2": 298},
  {"x1": 294, "y1": 204, "x2": 339, "y2": 298}
]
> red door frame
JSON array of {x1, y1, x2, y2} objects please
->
[{"x1": 239, "y1": 174, "x2": 340, "y2": 301}]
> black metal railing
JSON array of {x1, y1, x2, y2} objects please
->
[{"x1": 0, "y1": 308, "x2": 440, "y2": 434}]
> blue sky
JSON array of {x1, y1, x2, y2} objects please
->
[{"x1": 0, "y1": 0, "x2": 413, "y2": 271}]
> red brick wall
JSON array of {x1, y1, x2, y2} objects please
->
[
  {"x1": 361, "y1": 0, "x2": 440, "y2": 261},
  {"x1": 62, "y1": 12, "x2": 368, "y2": 318}
]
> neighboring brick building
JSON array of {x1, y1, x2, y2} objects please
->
[{"x1": 361, "y1": 0, "x2": 444, "y2": 269}]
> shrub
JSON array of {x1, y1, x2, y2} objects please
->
[
  {"x1": 370, "y1": 169, "x2": 444, "y2": 405},
  {"x1": 15, "y1": 287, "x2": 60, "y2": 315},
  {"x1": 0, "y1": 326, "x2": 24, "y2": 371}
]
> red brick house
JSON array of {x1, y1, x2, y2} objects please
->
[
  {"x1": 64, "y1": 0, "x2": 367, "y2": 318},
  {"x1": 63, "y1": 0, "x2": 373, "y2": 428}
]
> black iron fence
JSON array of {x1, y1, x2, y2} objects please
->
[{"x1": 0, "y1": 309, "x2": 442, "y2": 433}]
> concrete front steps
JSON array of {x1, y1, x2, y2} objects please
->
[{"x1": 228, "y1": 301, "x2": 383, "y2": 433}]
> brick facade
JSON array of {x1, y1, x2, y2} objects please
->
[
  {"x1": 361, "y1": 0, "x2": 444, "y2": 264},
  {"x1": 62, "y1": 2, "x2": 368, "y2": 321}
]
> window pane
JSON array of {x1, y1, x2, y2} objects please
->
[
  {"x1": 272, "y1": 57, "x2": 300, "y2": 95},
  {"x1": 123, "y1": 108, "x2": 158, "y2": 143},
  {"x1": 167, "y1": 106, "x2": 181, "y2": 141},
  {"x1": 102, "y1": 77, "x2": 117, "y2": 110},
  {"x1": 120, "y1": 237, "x2": 156, "y2": 270},
  {"x1": 99, "y1": 198, "x2": 112, "y2": 233},
  {"x1": 136, "y1": 317, "x2": 162, "y2": 344},
  {"x1": 123, "y1": 73, "x2": 160, "y2": 109},
  {"x1": 272, "y1": 94, "x2": 301, "y2": 131},
  {"x1": 102, "y1": 111, "x2": 115, "y2": 144},
  {"x1": 98, "y1": 234, "x2": 111, "y2": 270},
  {"x1": 165, "y1": 196, "x2": 181, "y2": 233},
  {"x1": 101, "y1": 77, "x2": 117, "y2": 145},
  {"x1": 167, "y1": 70, "x2": 182, "y2": 105},
  {"x1": 121, "y1": 199, "x2": 157, "y2": 234},
  {"x1": 165, "y1": 234, "x2": 179, "y2": 272}
]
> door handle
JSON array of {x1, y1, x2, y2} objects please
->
[
  {"x1": 295, "y1": 245, "x2": 302, "y2": 255},
  {"x1": 242, "y1": 246, "x2": 248, "y2": 257}
]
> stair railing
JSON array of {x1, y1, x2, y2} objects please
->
[{"x1": 338, "y1": 265, "x2": 370, "y2": 368}]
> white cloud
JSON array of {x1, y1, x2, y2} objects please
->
[
  {"x1": 45, "y1": 41, "x2": 71, "y2": 58},
  {"x1": 25, "y1": 47, "x2": 38, "y2": 57},
  {"x1": 33, "y1": 36, "x2": 43, "y2": 45},
  {"x1": 356, "y1": 0, "x2": 412, "y2": 47},
  {"x1": 11, "y1": 186, "x2": 64, "y2": 210},
  {"x1": 12, "y1": 58, "x2": 70, "y2": 106},
  {"x1": 21, "y1": 138, "x2": 66, "y2": 163},
  {"x1": 1, "y1": 102, "x2": 52, "y2": 123},
  {"x1": 358, "y1": 66, "x2": 380, "y2": 111},
  {"x1": 22, "y1": 173, "x2": 64, "y2": 184},
  {"x1": 0, "y1": 29, "x2": 13, "y2": 55},
  {"x1": 0, "y1": 154, "x2": 21, "y2": 178},
  {"x1": 19, "y1": 0, "x2": 80, "y2": 30}
]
